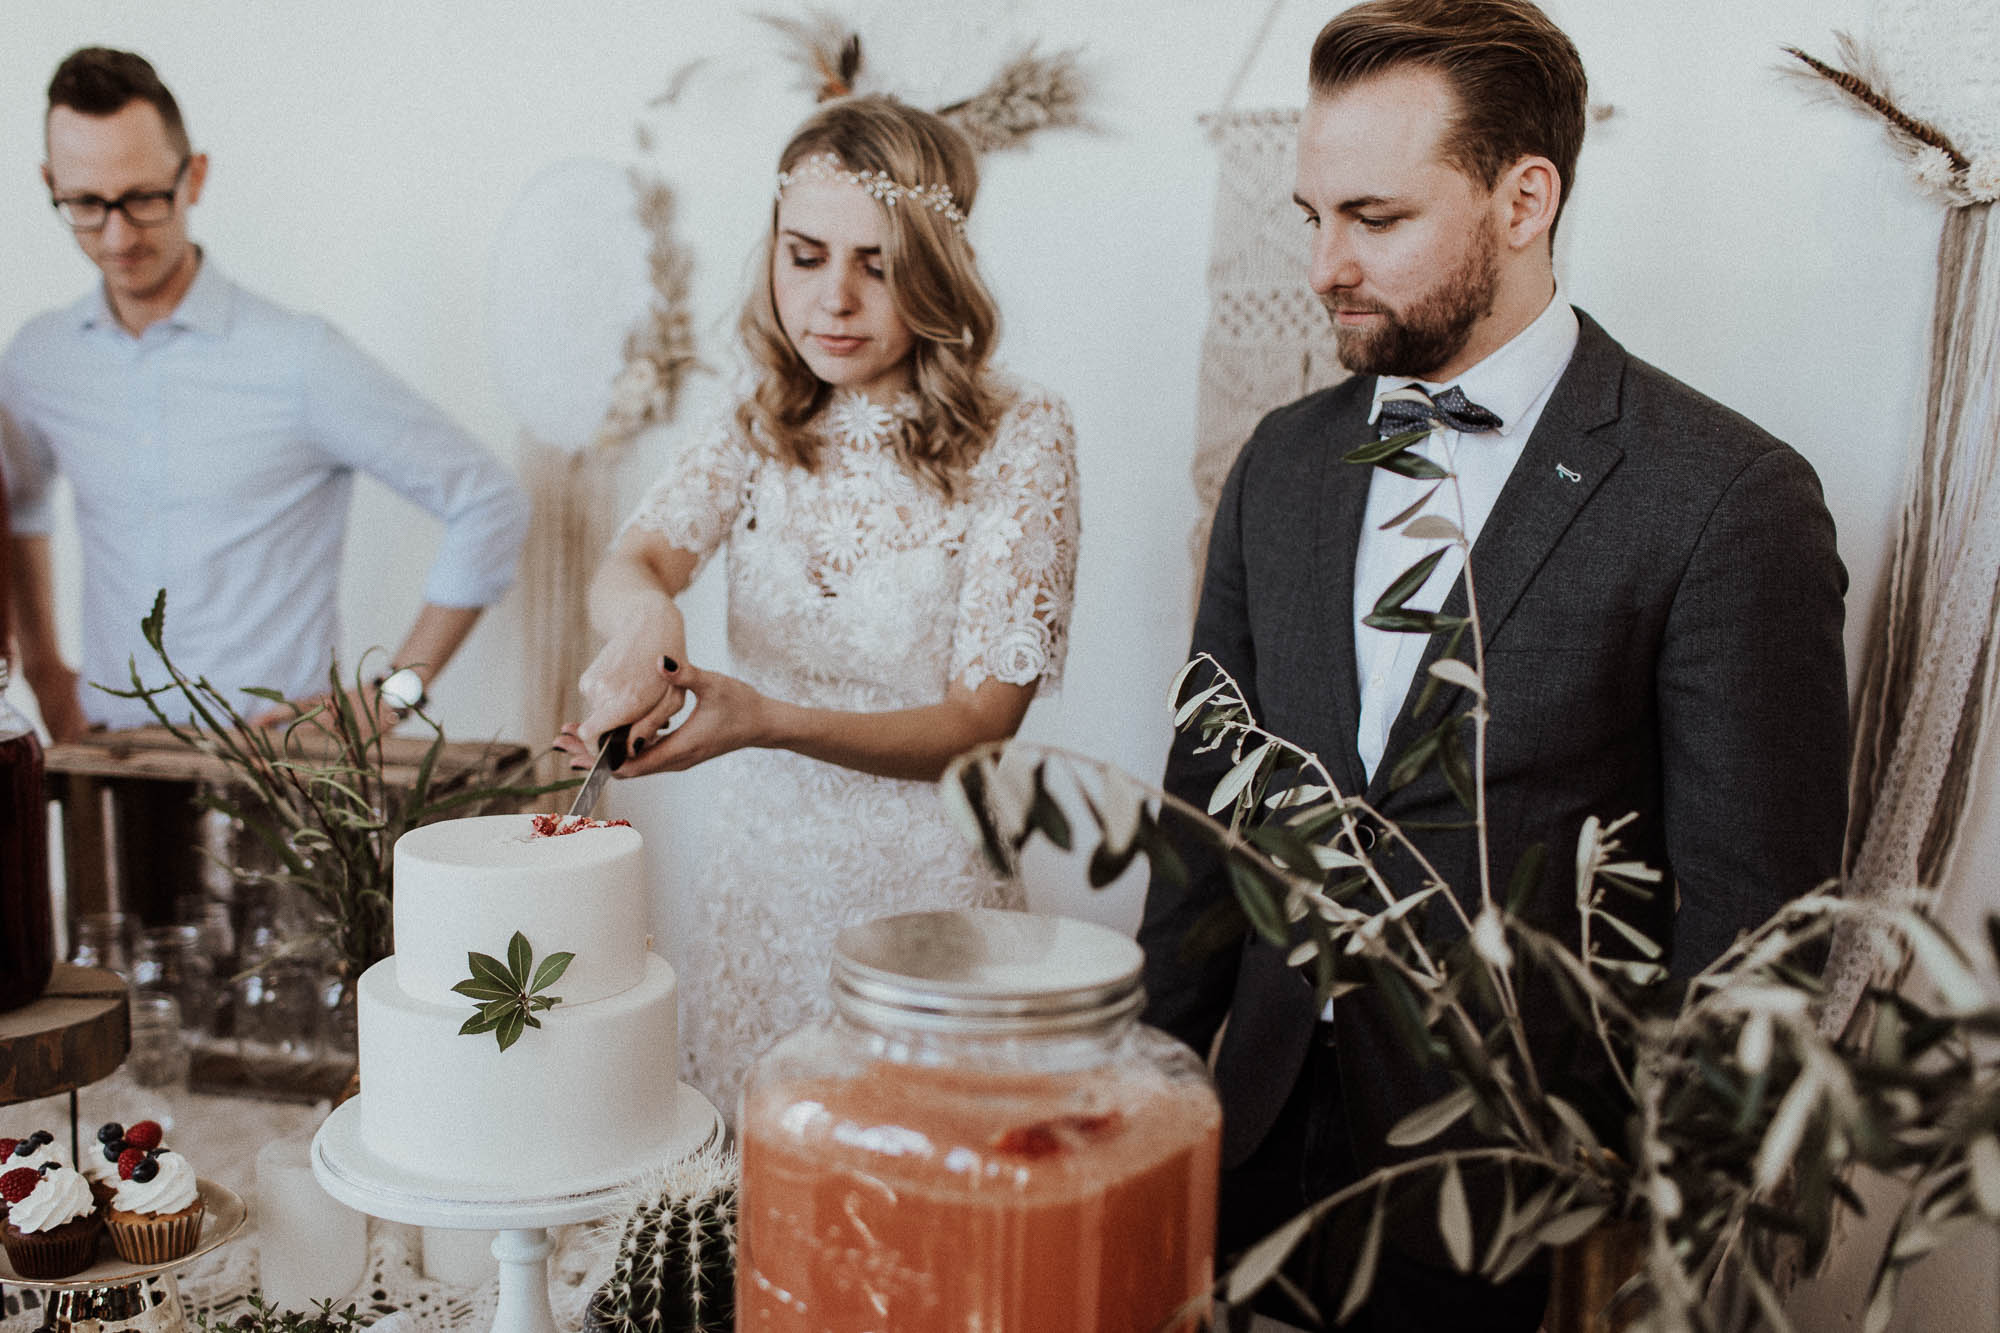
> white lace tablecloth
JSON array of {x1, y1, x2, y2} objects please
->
[{"x1": 1, "y1": 1081, "x2": 607, "y2": 1333}]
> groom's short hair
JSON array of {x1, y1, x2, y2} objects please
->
[{"x1": 1310, "y1": 0, "x2": 1587, "y2": 232}]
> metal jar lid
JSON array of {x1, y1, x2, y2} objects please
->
[{"x1": 830, "y1": 908, "x2": 1145, "y2": 1036}]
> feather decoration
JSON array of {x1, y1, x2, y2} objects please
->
[
  {"x1": 937, "y1": 44, "x2": 1088, "y2": 154},
  {"x1": 648, "y1": 58, "x2": 709, "y2": 109},
  {"x1": 1781, "y1": 36, "x2": 1968, "y2": 172},
  {"x1": 758, "y1": 7, "x2": 863, "y2": 102}
]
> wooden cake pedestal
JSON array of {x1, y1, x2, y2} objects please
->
[{"x1": 312, "y1": 1087, "x2": 721, "y2": 1333}]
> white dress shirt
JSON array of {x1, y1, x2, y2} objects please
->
[
  {"x1": 0, "y1": 257, "x2": 530, "y2": 728},
  {"x1": 1353, "y1": 293, "x2": 1581, "y2": 780}
]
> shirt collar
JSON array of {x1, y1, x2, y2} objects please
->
[
  {"x1": 1367, "y1": 288, "x2": 1580, "y2": 439},
  {"x1": 73, "y1": 249, "x2": 233, "y2": 338}
]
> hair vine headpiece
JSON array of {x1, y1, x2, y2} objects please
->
[{"x1": 775, "y1": 152, "x2": 969, "y2": 233}]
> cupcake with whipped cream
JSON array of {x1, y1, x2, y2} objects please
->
[
  {"x1": 82, "y1": 1121, "x2": 160, "y2": 1205},
  {"x1": 104, "y1": 1146, "x2": 203, "y2": 1264},
  {"x1": 1, "y1": 1164, "x2": 102, "y2": 1278}
]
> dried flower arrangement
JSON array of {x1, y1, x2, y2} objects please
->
[
  {"x1": 597, "y1": 173, "x2": 700, "y2": 448},
  {"x1": 1782, "y1": 36, "x2": 1999, "y2": 207},
  {"x1": 759, "y1": 5, "x2": 1088, "y2": 153}
]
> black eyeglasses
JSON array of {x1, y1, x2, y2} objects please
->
[{"x1": 50, "y1": 156, "x2": 192, "y2": 232}]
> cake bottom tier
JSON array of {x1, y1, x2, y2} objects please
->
[{"x1": 356, "y1": 953, "x2": 681, "y2": 1193}]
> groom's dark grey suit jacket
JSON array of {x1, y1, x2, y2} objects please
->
[{"x1": 1139, "y1": 310, "x2": 1849, "y2": 1186}]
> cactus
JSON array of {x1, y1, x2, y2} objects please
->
[{"x1": 585, "y1": 1142, "x2": 738, "y2": 1333}]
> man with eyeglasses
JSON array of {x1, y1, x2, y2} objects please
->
[{"x1": 0, "y1": 47, "x2": 528, "y2": 745}]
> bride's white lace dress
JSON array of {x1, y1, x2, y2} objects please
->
[{"x1": 625, "y1": 378, "x2": 1080, "y2": 1116}]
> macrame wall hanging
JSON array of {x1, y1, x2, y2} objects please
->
[
  {"x1": 1189, "y1": 3, "x2": 1349, "y2": 592},
  {"x1": 1190, "y1": 108, "x2": 1349, "y2": 587},
  {"x1": 491, "y1": 147, "x2": 698, "y2": 760},
  {"x1": 1785, "y1": 22, "x2": 2000, "y2": 1040}
]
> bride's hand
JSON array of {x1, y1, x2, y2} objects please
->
[
  {"x1": 611, "y1": 660, "x2": 780, "y2": 777},
  {"x1": 567, "y1": 637, "x2": 685, "y2": 759}
]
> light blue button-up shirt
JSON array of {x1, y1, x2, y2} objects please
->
[{"x1": 0, "y1": 257, "x2": 530, "y2": 728}]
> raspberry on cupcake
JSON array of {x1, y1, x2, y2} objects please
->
[{"x1": 2, "y1": 1164, "x2": 102, "y2": 1279}]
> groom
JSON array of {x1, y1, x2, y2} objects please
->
[{"x1": 1137, "y1": 1, "x2": 1849, "y2": 1328}]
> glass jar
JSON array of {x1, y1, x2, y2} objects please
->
[
  {"x1": 738, "y1": 908, "x2": 1221, "y2": 1332},
  {"x1": 0, "y1": 660, "x2": 54, "y2": 1012}
]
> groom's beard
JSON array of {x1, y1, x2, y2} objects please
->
[{"x1": 1323, "y1": 221, "x2": 1500, "y2": 380}]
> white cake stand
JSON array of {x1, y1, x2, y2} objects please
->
[{"x1": 310, "y1": 1086, "x2": 720, "y2": 1333}]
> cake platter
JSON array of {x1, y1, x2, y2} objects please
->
[
  {"x1": 312, "y1": 1084, "x2": 719, "y2": 1333},
  {"x1": 0, "y1": 1178, "x2": 247, "y2": 1333}
]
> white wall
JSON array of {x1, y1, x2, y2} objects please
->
[{"x1": 1, "y1": 2, "x2": 1986, "y2": 1325}]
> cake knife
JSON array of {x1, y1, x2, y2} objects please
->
[{"x1": 565, "y1": 723, "x2": 631, "y2": 821}]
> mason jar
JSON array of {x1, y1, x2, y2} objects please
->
[{"x1": 738, "y1": 908, "x2": 1221, "y2": 1332}]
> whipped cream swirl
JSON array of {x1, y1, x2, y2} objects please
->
[
  {"x1": 8, "y1": 1166, "x2": 94, "y2": 1233},
  {"x1": 110, "y1": 1151, "x2": 199, "y2": 1215},
  {"x1": 80, "y1": 1140, "x2": 123, "y2": 1184}
]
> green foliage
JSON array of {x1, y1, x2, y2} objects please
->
[
  {"x1": 588, "y1": 1145, "x2": 738, "y2": 1333},
  {"x1": 943, "y1": 414, "x2": 2000, "y2": 1329},
  {"x1": 453, "y1": 931, "x2": 574, "y2": 1052},
  {"x1": 102, "y1": 591, "x2": 578, "y2": 982},
  {"x1": 198, "y1": 1294, "x2": 365, "y2": 1333}
]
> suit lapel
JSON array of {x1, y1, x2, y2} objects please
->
[
  {"x1": 1367, "y1": 313, "x2": 1630, "y2": 802},
  {"x1": 1310, "y1": 389, "x2": 1376, "y2": 801}
]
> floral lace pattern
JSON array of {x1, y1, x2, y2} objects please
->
[{"x1": 626, "y1": 377, "x2": 1079, "y2": 1116}]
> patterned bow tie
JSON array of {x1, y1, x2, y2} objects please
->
[{"x1": 1374, "y1": 384, "x2": 1504, "y2": 439}]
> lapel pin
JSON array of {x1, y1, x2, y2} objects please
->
[{"x1": 1556, "y1": 463, "x2": 1582, "y2": 483}]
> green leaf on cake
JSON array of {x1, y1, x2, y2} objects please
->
[
  {"x1": 530, "y1": 951, "x2": 575, "y2": 993},
  {"x1": 454, "y1": 934, "x2": 574, "y2": 1052}
]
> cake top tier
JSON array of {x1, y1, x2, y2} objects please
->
[
  {"x1": 398, "y1": 813, "x2": 641, "y2": 870},
  {"x1": 392, "y1": 814, "x2": 648, "y2": 1009}
]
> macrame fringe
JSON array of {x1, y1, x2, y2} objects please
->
[{"x1": 519, "y1": 436, "x2": 631, "y2": 770}]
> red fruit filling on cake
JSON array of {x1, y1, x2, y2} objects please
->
[{"x1": 529, "y1": 813, "x2": 633, "y2": 838}]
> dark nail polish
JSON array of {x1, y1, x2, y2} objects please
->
[
  {"x1": 630, "y1": 736, "x2": 647, "y2": 754},
  {"x1": 661, "y1": 655, "x2": 680, "y2": 672}
]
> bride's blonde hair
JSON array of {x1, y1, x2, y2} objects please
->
[{"x1": 737, "y1": 95, "x2": 1003, "y2": 496}]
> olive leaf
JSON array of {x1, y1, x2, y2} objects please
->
[{"x1": 453, "y1": 931, "x2": 573, "y2": 1052}]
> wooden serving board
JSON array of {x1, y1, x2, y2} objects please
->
[{"x1": 0, "y1": 965, "x2": 130, "y2": 1107}]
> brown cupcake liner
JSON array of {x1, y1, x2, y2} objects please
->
[
  {"x1": 106, "y1": 1195, "x2": 205, "y2": 1264},
  {"x1": 4, "y1": 1211, "x2": 105, "y2": 1279}
]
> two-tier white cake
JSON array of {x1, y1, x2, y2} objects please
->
[{"x1": 354, "y1": 814, "x2": 681, "y2": 1194}]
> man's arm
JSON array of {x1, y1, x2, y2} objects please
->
[
  {"x1": 1656, "y1": 445, "x2": 1849, "y2": 972},
  {"x1": 9, "y1": 535, "x2": 86, "y2": 742},
  {"x1": 300, "y1": 320, "x2": 531, "y2": 684},
  {"x1": 389, "y1": 602, "x2": 483, "y2": 694},
  {"x1": 1138, "y1": 437, "x2": 1263, "y2": 1056}
]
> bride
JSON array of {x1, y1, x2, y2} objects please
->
[{"x1": 564, "y1": 94, "x2": 1080, "y2": 1116}]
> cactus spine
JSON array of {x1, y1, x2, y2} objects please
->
[{"x1": 587, "y1": 1143, "x2": 738, "y2": 1333}]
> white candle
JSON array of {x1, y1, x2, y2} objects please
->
[{"x1": 256, "y1": 1132, "x2": 367, "y2": 1311}]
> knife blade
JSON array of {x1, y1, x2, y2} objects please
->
[{"x1": 565, "y1": 723, "x2": 631, "y2": 821}]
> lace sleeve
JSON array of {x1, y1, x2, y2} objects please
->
[
  {"x1": 951, "y1": 385, "x2": 1081, "y2": 694},
  {"x1": 622, "y1": 406, "x2": 755, "y2": 570}
]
